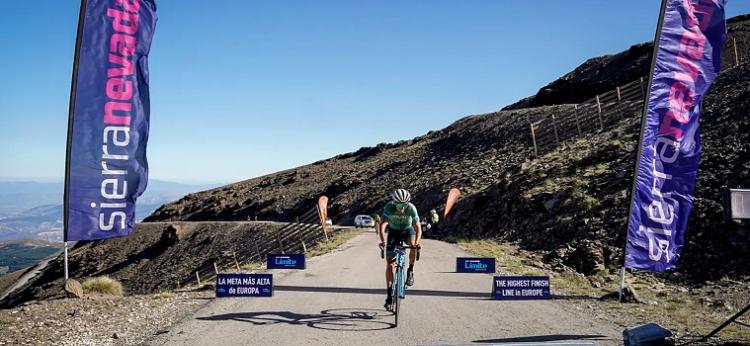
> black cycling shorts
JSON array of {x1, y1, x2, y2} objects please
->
[{"x1": 386, "y1": 226, "x2": 416, "y2": 257}]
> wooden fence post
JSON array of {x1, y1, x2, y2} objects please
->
[
  {"x1": 639, "y1": 77, "x2": 646, "y2": 99},
  {"x1": 616, "y1": 86, "x2": 622, "y2": 103},
  {"x1": 595, "y1": 95, "x2": 604, "y2": 131},
  {"x1": 232, "y1": 251, "x2": 241, "y2": 272},
  {"x1": 213, "y1": 262, "x2": 219, "y2": 275},
  {"x1": 302, "y1": 241, "x2": 307, "y2": 253},
  {"x1": 195, "y1": 271, "x2": 202, "y2": 286},
  {"x1": 530, "y1": 122, "x2": 538, "y2": 156},
  {"x1": 551, "y1": 114, "x2": 560, "y2": 145},
  {"x1": 277, "y1": 235, "x2": 285, "y2": 254},
  {"x1": 255, "y1": 242, "x2": 263, "y2": 262},
  {"x1": 573, "y1": 105, "x2": 582, "y2": 136}
]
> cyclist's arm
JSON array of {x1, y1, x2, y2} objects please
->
[
  {"x1": 408, "y1": 204, "x2": 422, "y2": 245},
  {"x1": 379, "y1": 221, "x2": 389, "y2": 245}
]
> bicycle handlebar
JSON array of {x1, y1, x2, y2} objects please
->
[
  {"x1": 379, "y1": 243, "x2": 420, "y2": 249},
  {"x1": 397, "y1": 245, "x2": 420, "y2": 249},
  {"x1": 379, "y1": 243, "x2": 421, "y2": 260}
]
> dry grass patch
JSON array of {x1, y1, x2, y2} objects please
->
[
  {"x1": 239, "y1": 261, "x2": 264, "y2": 272},
  {"x1": 153, "y1": 292, "x2": 175, "y2": 299},
  {"x1": 459, "y1": 238, "x2": 750, "y2": 342},
  {"x1": 306, "y1": 229, "x2": 361, "y2": 258},
  {"x1": 82, "y1": 276, "x2": 123, "y2": 296},
  {"x1": 458, "y1": 239, "x2": 544, "y2": 276},
  {"x1": 459, "y1": 239, "x2": 616, "y2": 297},
  {"x1": 234, "y1": 229, "x2": 360, "y2": 272}
]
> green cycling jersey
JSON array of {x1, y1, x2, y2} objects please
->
[{"x1": 382, "y1": 201, "x2": 420, "y2": 231}]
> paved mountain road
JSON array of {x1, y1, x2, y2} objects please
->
[{"x1": 148, "y1": 232, "x2": 621, "y2": 345}]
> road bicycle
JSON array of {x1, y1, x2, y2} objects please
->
[{"x1": 381, "y1": 243, "x2": 420, "y2": 327}]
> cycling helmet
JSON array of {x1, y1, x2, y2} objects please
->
[{"x1": 391, "y1": 189, "x2": 411, "y2": 203}]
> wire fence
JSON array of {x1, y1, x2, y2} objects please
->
[
  {"x1": 529, "y1": 34, "x2": 749, "y2": 155},
  {"x1": 179, "y1": 206, "x2": 336, "y2": 290}
]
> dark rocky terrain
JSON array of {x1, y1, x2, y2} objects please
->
[
  {"x1": 444, "y1": 62, "x2": 750, "y2": 279},
  {"x1": 0, "y1": 221, "x2": 338, "y2": 307},
  {"x1": 146, "y1": 16, "x2": 750, "y2": 284}
]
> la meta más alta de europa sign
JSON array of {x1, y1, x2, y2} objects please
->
[{"x1": 216, "y1": 274, "x2": 273, "y2": 297}]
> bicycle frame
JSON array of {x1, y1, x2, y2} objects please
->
[
  {"x1": 381, "y1": 243, "x2": 419, "y2": 327},
  {"x1": 392, "y1": 246, "x2": 408, "y2": 299}
]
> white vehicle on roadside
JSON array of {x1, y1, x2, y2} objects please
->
[{"x1": 354, "y1": 215, "x2": 375, "y2": 227}]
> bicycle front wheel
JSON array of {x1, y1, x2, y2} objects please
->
[{"x1": 393, "y1": 268, "x2": 401, "y2": 327}]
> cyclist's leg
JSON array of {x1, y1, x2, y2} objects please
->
[
  {"x1": 385, "y1": 256, "x2": 395, "y2": 287},
  {"x1": 384, "y1": 255, "x2": 395, "y2": 308},
  {"x1": 404, "y1": 227, "x2": 416, "y2": 286},
  {"x1": 385, "y1": 229, "x2": 397, "y2": 287},
  {"x1": 384, "y1": 227, "x2": 400, "y2": 307},
  {"x1": 407, "y1": 226, "x2": 417, "y2": 265}
]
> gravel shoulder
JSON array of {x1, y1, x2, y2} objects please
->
[{"x1": 0, "y1": 290, "x2": 213, "y2": 346}]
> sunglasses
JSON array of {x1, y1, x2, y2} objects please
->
[{"x1": 396, "y1": 202, "x2": 407, "y2": 209}]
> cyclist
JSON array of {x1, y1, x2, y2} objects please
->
[
  {"x1": 378, "y1": 188, "x2": 422, "y2": 310},
  {"x1": 428, "y1": 209, "x2": 439, "y2": 231},
  {"x1": 371, "y1": 213, "x2": 382, "y2": 232}
]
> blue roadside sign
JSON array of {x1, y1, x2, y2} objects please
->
[
  {"x1": 456, "y1": 257, "x2": 496, "y2": 273},
  {"x1": 267, "y1": 253, "x2": 306, "y2": 269},
  {"x1": 493, "y1": 276, "x2": 550, "y2": 300},
  {"x1": 216, "y1": 273, "x2": 273, "y2": 297}
]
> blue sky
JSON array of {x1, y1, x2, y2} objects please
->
[{"x1": 1, "y1": 1, "x2": 748, "y2": 184}]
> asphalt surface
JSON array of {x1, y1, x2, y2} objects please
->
[{"x1": 148, "y1": 231, "x2": 622, "y2": 346}]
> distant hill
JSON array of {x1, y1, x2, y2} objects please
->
[
  {"x1": 0, "y1": 182, "x2": 61, "y2": 216},
  {"x1": 0, "y1": 204, "x2": 62, "y2": 241},
  {"x1": 0, "y1": 180, "x2": 219, "y2": 241},
  {"x1": 0, "y1": 239, "x2": 61, "y2": 275}
]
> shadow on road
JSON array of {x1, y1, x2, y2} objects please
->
[
  {"x1": 275, "y1": 285, "x2": 491, "y2": 298},
  {"x1": 474, "y1": 334, "x2": 609, "y2": 343},
  {"x1": 548, "y1": 294, "x2": 601, "y2": 300},
  {"x1": 274, "y1": 285, "x2": 599, "y2": 300},
  {"x1": 196, "y1": 308, "x2": 395, "y2": 331}
]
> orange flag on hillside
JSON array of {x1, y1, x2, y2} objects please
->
[
  {"x1": 317, "y1": 196, "x2": 329, "y2": 240},
  {"x1": 444, "y1": 188, "x2": 461, "y2": 219}
]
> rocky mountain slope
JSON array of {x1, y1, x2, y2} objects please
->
[
  {"x1": 146, "y1": 16, "x2": 750, "y2": 283},
  {"x1": 0, "y1": 221, "x2": 338, "y2": 307},
  {"x1": 442, "y1": 62, "x2": 749, "y2": 279}
]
